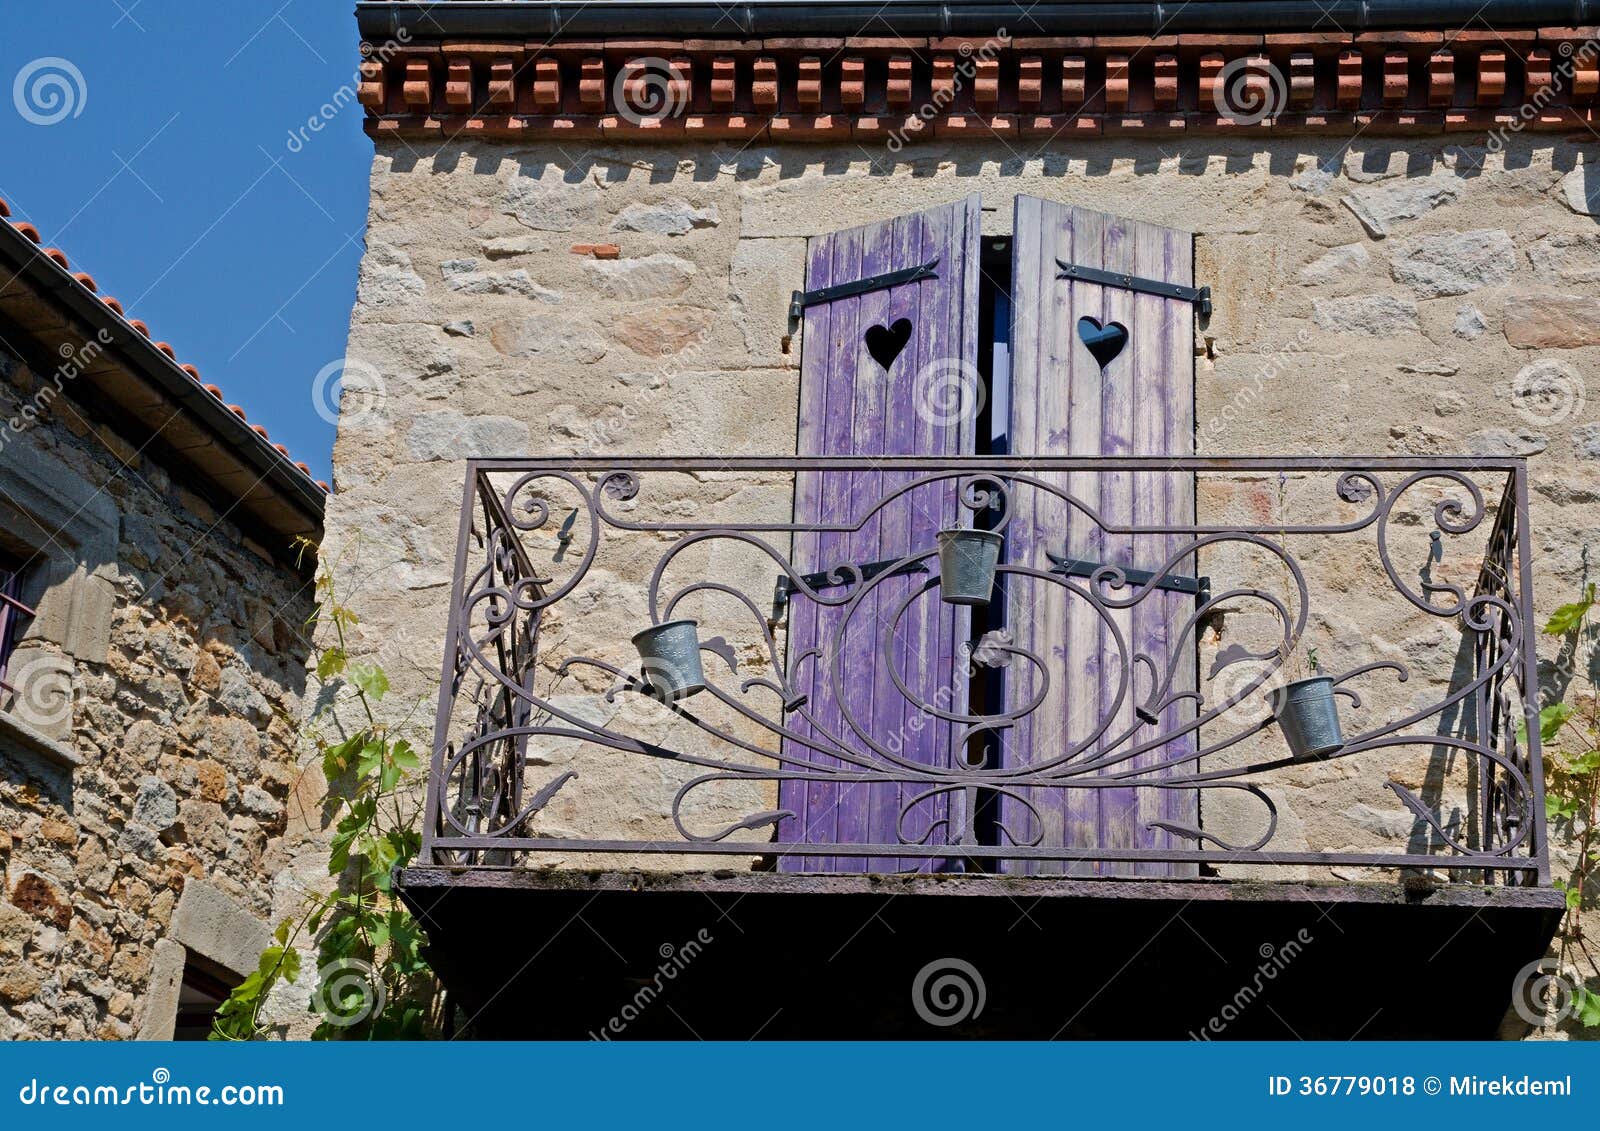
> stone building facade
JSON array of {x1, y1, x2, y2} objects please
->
[
  {"x1": 0, "y1": 202, "x2": 325, "y2": 1039},
  {"x1": 337, "y1": 3, "x2": 1598, "y2": 1037}
]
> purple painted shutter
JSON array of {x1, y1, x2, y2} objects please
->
[
  {"x1": 779, "y1": 195, "x2": 982, "y2": 873},
  {"x1": 1001, "y1": 196, "x2": 1198, "y2": 877}
]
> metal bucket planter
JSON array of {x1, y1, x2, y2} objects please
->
[
  {"x1": 1267, "y1": 675, "x2": 1344, "y2": 760},
  {"x1": 937, "y1": 528, "x2": 1004, "y2": 606},
  {"x1": 631, "y1": 619, "x2": 705, "y2": 702}
]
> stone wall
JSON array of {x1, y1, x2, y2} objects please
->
[
  {"x1": 0, "y1": 343, "x2": 317, "y2": 1040},
  {"x1": 332, "y1": 131, "x2": 1599, "y2": 1020}
]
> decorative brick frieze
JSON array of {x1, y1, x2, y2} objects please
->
[
  {"x1": 1477, "y1": 49, "x2": 1508, "y2": 105},
  {"x1": 1153, "y1": 55, "x2": 1179, "y2": 110},
  {"x1": 1105, "y1": 54, "x2": 1130, "y2": 111},
  {"x1": 1018, "y1": 56, "x2": 1043, "y2": 105},
  {"x1": 579, "y1": 57, "x2": 605, "y2": 109},
  {"x1": 1061, "y1": 56, "x2": 1086, "y2": 105},
  {"x1": 887, "y1": 56, "x2": 914, "y2": 106},
  {"x1": 711, "y1": 57, "x2": 737, "y2": 104},
  {"x1": 402, "y1": 58, "x2": 432, "y2": 107},
  {"x1": 1197, "y1": 53, "x2": 1224, "y2": 107},
  {"x1": 1429, "y1": 51, "x2": 1455, "y2": 106},
  {"x1": 531, "y1": 57, "x2": 561, "y2": 108},
  {"x1": 1337, "y1": 50, "x2": 1364, "y2": 109},
  {"x1": 797, "y1": 57, "x2": 823, "y2": 106},
  {"x1": 752, "y1": 57, "x2": 779, "y2": 107},
  {"x1": 445, "y1": 59, "x2": 473, "y2": 107},
  {"x1": 1288, "y1": 52, "x2": 1315, "y2": 108},
  {"x1": 487, "y1": 58, "x2": 517, "y2": 107},
  {"x1": 359, "y1": 31, "x2": 1600, "y2": 140},
  {"x1": 839, "y1": 57, "x2": 865, "y2": 105},
  {"x1": 1382, "y1": 51, "x2": 1408, "y2": 104}
]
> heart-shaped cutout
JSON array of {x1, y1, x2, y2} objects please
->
[
  {"x1": 1077, "y1": 316, "x2": 1129, "y2": 369},
  {"x1": 864, "y1": 318, "x2": 914, "y2": 370}
]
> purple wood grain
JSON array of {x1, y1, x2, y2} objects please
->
[
  {"x1": 779, "y1": 196, "x2": 981, "y2": 873},
  {"x1": 1000, "y1": 197, "x2": 1198, "y2": 877}
]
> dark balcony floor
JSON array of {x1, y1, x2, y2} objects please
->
[{"x1": 398, "y1": 868, "x2": 1562, "y2": 1040}]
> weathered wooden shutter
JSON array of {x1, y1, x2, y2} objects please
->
[
  {"x1": 1000, "y1": 196, "x2": 1199, "y2": 876},
  {"x1": 778, "y1": 195, "x2": 982, "y2": 873}
]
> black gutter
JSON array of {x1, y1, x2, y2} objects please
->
[
  {"x1": 357, "y1": 0, "x2": 1600, "y2": 41},
  {"x1": 0, "y1": 220, "x2": 327, "y2": 526}
]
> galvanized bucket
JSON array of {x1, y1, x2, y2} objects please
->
[
  {"x1": 1268, "y1": 675, "x2": 1344, "y2": 760},
  {"x1": 937, "y1": 528, "x2": 1004, "y2": 606},
  {"x1": 631, "y1": 619, "x2": 705, "y2": 701}
]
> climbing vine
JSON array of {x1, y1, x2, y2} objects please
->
[
  {"x1": 1530, "y1": 583, "x2": 1600, "y2": 1030},
  {"x1": 211, "y1": 542, "x2": 439, "y2": 1039}
]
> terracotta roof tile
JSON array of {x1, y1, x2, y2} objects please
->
[{"x1": 0, "y1": 193, "x2": 327, "y2": 496}]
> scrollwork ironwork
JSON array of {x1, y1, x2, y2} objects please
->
[{"x1": 424, "y1": 457, "x2": 1547, "y2": 885}]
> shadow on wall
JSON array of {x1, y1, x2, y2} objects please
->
[{"x1": 385, "y1": 134, "x2": 1600, "y2": 195}]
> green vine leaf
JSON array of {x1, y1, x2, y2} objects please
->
[
  {"x1": 1575, "y1": 986, "x2": 1600, "y2": 1029},
  {"x1": 214, "y1": 551, "x2": 438, "y2": 1041},
  {"x1": 317, "y1": 646, "x2": 348, "y2": 680},
  {"x1": 1543, "y1": 585, "x2": 1595, "y2": 635},
  {"x1": 1569, "y1": 749, "x2": 1600, "y2": 775},
  {"x1": 1540, "y1": 703, "x2": 1574, "y2": 743},
  {"x1": 348, "y1": 662, "x2": 389, "y2": 701},
  {"x1": 322, "y1": 733, "x2": 365, "y2": 781}
]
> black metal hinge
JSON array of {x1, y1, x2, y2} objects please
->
[
  {"x1": 1056, "y1": 259, "x2": 1212, "y2": 318},
  {"x1": 1047, "y1": 552, "x2": 1211, "y2": 603},
  {"x1": 769, "y1": 558, "x2": 930, "y2": 625},
  {"x1": 789, "y1": 258, "x2": 941, "y2": 322}
]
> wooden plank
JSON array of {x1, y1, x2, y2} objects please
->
[
  {"x1": 779, "y1": 196, "x2": 981, "y2": 873},
  {"x1": 1002, "y1": 197, "x2": 1197, "y2": 877}
]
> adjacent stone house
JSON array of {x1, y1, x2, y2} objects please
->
[
  {"x1": 337, "y1": 1, "x2": 1600, "y2": 1037},
  {"x1": 0, "y1": 199, "x2": 325, "y2": 1039}
]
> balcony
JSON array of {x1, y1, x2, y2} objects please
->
[{"x1": 400, "y1": 456, "x2": 1563, "y2": 1038}]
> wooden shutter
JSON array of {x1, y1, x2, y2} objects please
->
[
  {"x1": 778, "y1": 195, "x2": 983, "y2": 873},
  {"x1": 1000, "y1": 196, "x2": 1198, "y2": 877}
]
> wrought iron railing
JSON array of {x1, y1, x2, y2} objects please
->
[{"x1": 422, "y1": 456, "x2": 1547, "y2": 885}]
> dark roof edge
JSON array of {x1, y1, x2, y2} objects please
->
[
  {"x1": 356, "y1": 0, "x2": 1599, "y2": 41},
  {"x1": 0, "y1": 221, "x2": 327, "y2": 536}
]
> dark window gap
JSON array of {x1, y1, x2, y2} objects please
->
[
  {"x1": 964, "y1": 237, "x2": 1012, "y2": 867},
  {"x1": 173, "y1": 952, "x2": 241, "y2": 1041},
  {"x1": 0, "y1": 552, "x2": 28, "y2": 695}
]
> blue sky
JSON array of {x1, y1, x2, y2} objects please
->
[{"x1": 0, "y1": 2, "x2": 370, "y2": 481}]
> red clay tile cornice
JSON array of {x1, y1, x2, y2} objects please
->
[
  {"x1": 0, "y1": 195, "x2": 328, "y2": 498},
  {"x1": 358, "y1": 31, "x2": 1600, "y2": 139}
]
